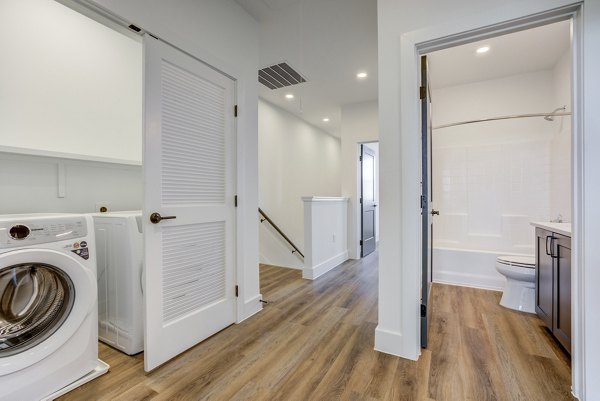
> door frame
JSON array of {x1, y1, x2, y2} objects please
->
[
  {"x1": 57, "y1": 0, "x2": 259, "y2": 323},
  {"x1": 388, "y1": 3, "x2": 586, "y2": 397}
]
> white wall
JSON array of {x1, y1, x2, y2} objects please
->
[
  {"x1": 258, "y1": 99, "x2": 342, "y2": 269},
  {"x1": 340, "y1": 100, "x2": 378, "y2": 259},
  {"x1": 0, "y1": 153, "x2": 141, "y2": 214},
  {"x1": 377, "y1": 1, "x2": 600, "y2": 399},
  {"x1": 81, "y1": 0, "x2": 262, "y2": 320},
  {"x1": 431, "y1": 70, "x2": 559, "y2": 255},
  {"x1": 0, "y1": 0, "x2": 142, "y2": 163},
  {"x1": 302, "y1": 197, "x2": 349, "y2": 279},
  {"x1": 550, "y1": 50, "x2": 572, "y2": 222}
]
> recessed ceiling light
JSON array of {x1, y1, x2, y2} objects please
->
[
  {"x1": 323, "y1": 117, "x2": 330, "y2": 122},
  {"x1": 476, "y1": 46, "x2": 490, "y2": 54},
  {"x1": 357, "y1": 72, "x2": 368, "y2": 79},
  {"x1": 285, "y1": 93, "x2": 294, "y2": 99}
]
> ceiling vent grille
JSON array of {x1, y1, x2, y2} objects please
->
[{"x1": 258, "y1": 62, "x2": 307, "y2": 90}]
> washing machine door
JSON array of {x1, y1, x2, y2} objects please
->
[{"x1": 0, "y1": 249, "x2": 96, "y2": 375}]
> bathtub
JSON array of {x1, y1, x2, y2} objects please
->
[{"x1": 432, "y1": 247, "x2": 535, "y2": 291}]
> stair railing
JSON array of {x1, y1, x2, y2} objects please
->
[{"x1": 258, "y1": 208, "x2": 304, "y2": 259}]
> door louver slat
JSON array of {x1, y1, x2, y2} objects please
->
[
  {"x1": 161, "y1": 60, "x2": 225, "y2": 206},
  {"x1": 161, "y1": 222, "x2": 226, "y2": 323}
]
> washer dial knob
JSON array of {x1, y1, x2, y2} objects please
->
[{"x1": 9, "y1": 225, "x2": 30, "y2": 240}]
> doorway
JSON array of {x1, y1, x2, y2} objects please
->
[
  {"x1": 419, "y1": 17, "x2": 574, "y2": 392},
  {"x1": 360, "y1": 142, "x2": 379, "y2": 258}
]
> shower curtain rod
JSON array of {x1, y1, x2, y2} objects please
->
[{"x1": 432, "y1": 111, "x2": 572, "y2": 130}]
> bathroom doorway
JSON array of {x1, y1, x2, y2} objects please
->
[{"x1": 420, "y1": 17, "x2": 574, "y2": 388}]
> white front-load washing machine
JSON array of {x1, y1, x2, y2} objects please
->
[{"x1": 0, "y1": 214, "x2": 109, "y2": 401}]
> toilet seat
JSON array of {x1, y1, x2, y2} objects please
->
[{"x1": 497, "y1": 255, "x2": 535, "y2": 269}]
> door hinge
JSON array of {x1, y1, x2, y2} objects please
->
[
  {"x1": 421, "y1": 304, "x2": 427, "y2": 317},
  {"x1": 420, "y1": 195, "x2": 427, "y2": 209},
  {"x1": 234, "y1": 195, "x2": 238, "y2": 207},
  {"x1": 360, "y1": 240, "x2": 363, "y2": 246},
  {"x1": 359, "y1": 155, "x2": 362, "y2": 162},
  {"x1": 360, "y1": 197, "x2": 363, "y2": 204},
  {"x1": 235, "y1": 285, "x2": 239, "y2": 297},
  {"x1": 419, "y1": 86, "x2": 426, "y2": 100},
  {"x1": 234, "y1": 105, "x2": 238, "y2": 117}
]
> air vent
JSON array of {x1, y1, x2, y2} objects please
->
[{"x1": 258, "y1": 62, "x2": 307, "y2": 90}]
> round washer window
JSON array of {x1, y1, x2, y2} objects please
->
[{"x1": 0, "y1": 263, "x2": 75, "y2": 357}]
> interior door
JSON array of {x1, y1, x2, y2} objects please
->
[
  {"x1": 361, "y1": 144, "x2": 377, "y2": 257},
  {"x1": 143, "y1": 35, "x2": 237, "y2": 371},
  {"x1": 420, "y1": 55, "x2": 434, "y2": 348}
]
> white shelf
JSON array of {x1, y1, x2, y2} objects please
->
[{"x1": 0, "y1": 145, "x2": 142, "y2": 166}]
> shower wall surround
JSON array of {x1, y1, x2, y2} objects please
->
[{"x1": 431, "y1": 52, "x2": 571, "y2": 257}]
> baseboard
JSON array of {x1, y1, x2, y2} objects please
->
[
  {"x1": 258, "y1": 252, "x2": 273, "y2": 265},
  {"x1": 433, "y1": 270, "x2": 504, "y2": 291},
  {"x1": 265, "y1": 263, "x2": 303, "y2": 270},
  {"x1": 237, "y1": 294, "x2": 263, "y2": 323},
  {"x1": 303, "y1": 250, "x2": 348, "y2": 280},
  {"x1": 374, "y1": 326, "x2": 419, "y2": 360}
]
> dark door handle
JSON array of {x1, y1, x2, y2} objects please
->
[
  {"x1": 545, "y1": 235, "x2": 557, "y2": 257},
  {"x1": 373, "y1": 204, "x2": 378, "y2": 207},
  {"x1": 431, "y1": 210, "x2": 440, "y2": 216},
  {"x1": 150, "y1": 212, "x2": 176, "y2": 224}
]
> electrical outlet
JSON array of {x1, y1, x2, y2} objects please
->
[
  {"x1": 95, "y1": 202, "x2": 110, "y2": 213},
  {"x1": 332, "y1": 233, "x2": 336, "y2": 242}
]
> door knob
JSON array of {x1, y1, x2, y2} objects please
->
[
  {"x1": 431, "y1": 210, "x2": 440, "y2": 216},
  {"x1": 150, "y1": 212, "x2": 176, "y2": 224}
]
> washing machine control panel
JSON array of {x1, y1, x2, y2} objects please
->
[{"x1": 0, "y1": 217, "x2": 88, "y2": 248}]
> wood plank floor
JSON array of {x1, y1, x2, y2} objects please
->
[{"x1": 59, "y1": 252, "x2": 574, "y2": 401}]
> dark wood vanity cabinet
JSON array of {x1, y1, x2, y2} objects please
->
[{"x1": 535, "y1": 228, "x2": 571, "y2": 354}]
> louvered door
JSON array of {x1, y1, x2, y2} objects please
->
[{"x1": 143, "y1": 35, "x2": 236, "y2": 372}]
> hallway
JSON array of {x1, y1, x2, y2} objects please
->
[{"x1": 60, "y1": 252, "x2": 573, "y2": 400}]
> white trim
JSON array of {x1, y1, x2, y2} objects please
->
[
  {"x1": 303, "y1": 250, "x2": 349, "y2": 280},
  {"x1": 374, "y1": 327, "x2": 404, "y2": 357},
  {"x1": 570, "y1": 5, "x2": 585, "y2": 399},
  {"x1": 433, "y1": 271, "x2": 505, "y2": 291},
  {"x1": 237, "y1": 294, "x2": 263, "y2": 323}
]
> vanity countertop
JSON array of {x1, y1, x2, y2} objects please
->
[{"x1": 530, "y1": 222, "x2": 572, "y2": 237}]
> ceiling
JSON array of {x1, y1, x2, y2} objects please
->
[
  {"x1": 428, "y1": 20, "x2": 571, "y2": 89},
  {"x1": 235, "y1": 0, "x2": 378, "y2": 137},
  {"x1": 236, "y1": 2, "x2": 570, "y2": 137}
]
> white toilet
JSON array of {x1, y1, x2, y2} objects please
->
[{"x1": 495, "y1": 255, "x2": 536, "y2": 313}]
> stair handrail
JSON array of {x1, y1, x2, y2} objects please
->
[{"x1": 258, "y1": 208, "x2": 304, "y2": 259}]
